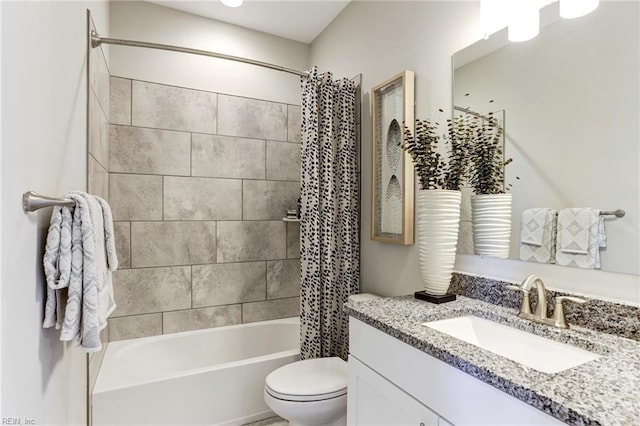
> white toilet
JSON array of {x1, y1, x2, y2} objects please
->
[{"x1": 264, "y1": 293, "x2": 380, "y2": 426}]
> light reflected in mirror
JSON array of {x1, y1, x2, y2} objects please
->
[{"x1": 453, "y1": 1, "x2": 639, "y2": 275}]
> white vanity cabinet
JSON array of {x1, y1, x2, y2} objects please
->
[
  {"x1": 348, "y1": 318, "x2": 564, "y2": 426},
  {"x1": 348, "y1": 355, "x2": 443, "y2": 426}
]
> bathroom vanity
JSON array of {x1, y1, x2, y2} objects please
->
[{"x1": 345, "y1": 296, "x2": 640, "y2": 425}]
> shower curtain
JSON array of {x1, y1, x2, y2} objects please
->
[{"x1": 300, "y1": 67, "x2": 359, "y2": 360}]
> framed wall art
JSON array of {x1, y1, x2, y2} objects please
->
[{"x1": 371, "y1": 70, "x2": 415, "y2": 244}]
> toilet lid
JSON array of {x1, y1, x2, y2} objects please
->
[{"x1": 265, "y1": 357, "x2": 347, "y2": 400}]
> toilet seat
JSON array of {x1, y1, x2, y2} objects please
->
[
  {"x1": 265, "y1": 357, "x2": 348, "y2": 402},
  {"x1": 265, "y1": 385, "x2": 347, "y2": 402}
]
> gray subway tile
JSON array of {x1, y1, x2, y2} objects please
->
[
  {"x1": 110, "y1": 77, "x2": 131, "y2": 125},
  {"x1": 287, "y1": 105, "x2": 301, "y2": 143},
  {"x1": 242, "y1": 297, "x2": 300, "y2": 323},
  {"x1": 286, "y1": 222, "x2": 300, "y2": 259},
  {"x1": 243, "y1": 180, "x2": 300, "y2": 221},
  {"x1": 109, "y1": 174, "x2": 163, "y2": 221},
  {"x1": 217, "y1": 221, "x2": 285, "y2": 263},
  {"x1": 109, "y1": 314, "x2": 162, "y2": 341},
  {"x1": 88, "y1": 93, "x2": 109, "y2": 169},
  {"x1": 88, "y1": 155, "x2": 109, "y2": 202},
  {"x1": 109, "y1": 125, "x2": 190, "y2": 176},
  {"x1": 132, "y1": 81, "x2": 217, "y2": 133},
  {"x1": 266, "y1": 141, "x2": 300, "y2": 181},
  {"x1": 114, "y1": 222, "x2": 131, "y2": 269},
  {"x1": 218, "y1": 94, "x2": 286, "y2": 140},
  {"x1": 193, "y1": 262, "x2": 266, "y2": 308},
  {"x1": 163, "y1": 305, "x2": 242, "y2": 334},
  {"x1": 131, "y1": 221, "x2": 216, "y2": 267},
  {"x1": 112, "y1": 266, "x2": 191, "y2": 316},
  {"x1": 164, "y1": 176, "x2": 242, "y2": 221},
  {"x1": 191, "y1": 134, "x2": 265, "y2": 179},
  {"x1": 267, "y1": 260, "x2": 300, "y2": 299}
]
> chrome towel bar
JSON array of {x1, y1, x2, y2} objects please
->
[
  {"x1": 600, "y1": 209, "x2": 625, "y2": 218},
  {"x1": 22, "y1": 191, "x2": 75, "y2": 213}
]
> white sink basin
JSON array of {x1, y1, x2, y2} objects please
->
[{"x1": 423, "y1": 316, "x2": 600, "y2": 374}]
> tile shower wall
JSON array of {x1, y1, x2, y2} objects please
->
[{"x1": 108, "y1": 77, "x2": 301, "y2": 341}]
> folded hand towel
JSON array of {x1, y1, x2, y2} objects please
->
[
  {"x1": 557, "y1": 208, "x2": 594, "y2": 254},
  {"x1": 555, "y1": 208, "x2": 605, "y2": 269},
  {"x1": 519, "y1": 208, "x2": 557, "y2": 264},
  {"x1": 521, "y1": 208, "x2": 552, "y2": 246}
]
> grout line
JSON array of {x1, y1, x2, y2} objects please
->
[
  {"x1": 108, "y1": 170, "x2": 299, "y2": 183},
  {"x1": 189, "y1": 133, "x2": 193, "y2": 177},
  {"x1": 116, "y1": 76, "x2": 297, "y2": 108},
  {"x1": 116, "y1": 257, "x2": 296, "y2": 271},
  {"x1": 190, "y1": 266, "x2": 194, "y2": 308}
]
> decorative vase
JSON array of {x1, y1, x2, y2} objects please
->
[
  {"x1": 416, "y1": 189, "x2": 462, "y2": 297},
  {"x1": 471, "y1": 193, "x2": 513, "y2": 258}
]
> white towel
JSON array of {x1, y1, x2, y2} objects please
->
[
  {"x1": 519, "y1": 208, "x2": 557, "y2": 264},
  {"x1": 43, "y1": 192, "x2": 118, "y2": 352},
  {"x1": 555, "y1": 208, "x2": 605, "y2": 269},
  {"x1": 43, "y1": 206, "x2": 73, "y2": 329}
]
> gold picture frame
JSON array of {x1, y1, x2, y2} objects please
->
[{"x1": 371, "y1": 70, "x2": 415, "y2": 244}]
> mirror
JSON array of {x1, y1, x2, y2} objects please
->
[{"x1": 453, "y1": 2, "x2": 639, "y2": 275}]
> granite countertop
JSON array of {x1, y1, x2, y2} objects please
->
[{"x1": 345, "y1": 296, "x2": 640, "y2": 426}]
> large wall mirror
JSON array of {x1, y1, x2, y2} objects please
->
[{"x1": 453, "y1": 1, "x2": 639, "y2": 275}]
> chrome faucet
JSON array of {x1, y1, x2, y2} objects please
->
[{"x1": 507, "y1": 275, "x2": 587, "y2": 329}]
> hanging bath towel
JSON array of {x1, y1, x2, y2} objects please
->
[
  {"x1": 555, "y1": 208, "x2": 606, "y2": 269},
  {"x1": 43, "y1": 192, "x2": 118, "y2": 352},
  {"x1": 519, "y1": 208, "x2": 557, "y2": 264}
]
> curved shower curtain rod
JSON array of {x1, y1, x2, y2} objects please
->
[{"x1": 90, "y1": 31, "x2": 309, "y2": 78}]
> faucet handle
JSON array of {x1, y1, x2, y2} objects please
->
[
  {"x1": 506, "y1": 285, "x2": 532, "y2": 315},
  {"x1": 552, "y1": 296, "x2": 587, "y2": 329}
]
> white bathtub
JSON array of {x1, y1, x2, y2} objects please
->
[{"x1": 93, "y1": 317, "x2": 300, "y2": 426}]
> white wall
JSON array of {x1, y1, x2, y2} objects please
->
[
  {"x1": 310, "y1": 1, "x2": 640, "y2": 304},
  {"x1": 108, "y1": 1, "x2": 309, "y2": 105},
  {"x1": 1, "y1": 1, "x2": 109, "y2": 424},
  {"x1": 310, "y1": 0, "x2": 481, "y2": 297}
]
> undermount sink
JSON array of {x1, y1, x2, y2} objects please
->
[{"x1": 423, "y1": 316, "x2": 600, "y2": 374}]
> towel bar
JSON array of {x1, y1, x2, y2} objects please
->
[
  {"x1": 22, "y1": 191, "x2": 75, "y2": 212},
  {"x1": 600, "y1": 209, "x2": 625, "y2": 218}
]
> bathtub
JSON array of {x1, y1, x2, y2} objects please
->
[{"x1": 93, "y1": 317, "x2": 300, "y2": 426}]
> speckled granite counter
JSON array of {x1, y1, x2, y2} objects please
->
[{"x1": 345, "y1": 296, "x2": 640, "y2": 425}]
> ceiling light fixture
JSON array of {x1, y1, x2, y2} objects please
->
[
  {"x1": 221, "y1": 0, "x2": 243, "y2": 7},
  {"x1": 559, "y1": 0, "x2": 599, "y2": 19},
  {"x1": 508, "y1": 2, "x2": 540, "y2": 42}
]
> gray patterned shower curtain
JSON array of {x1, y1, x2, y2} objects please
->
[{"x1": 299, "y1": 67, "x2": 360, "y2": 360}]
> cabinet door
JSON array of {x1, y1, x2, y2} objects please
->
[{"x1": 348, "y1": 355, "x2": 440, "y2": 426}]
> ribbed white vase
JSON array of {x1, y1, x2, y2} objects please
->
[
  {"x1": 417, "y1": 190, "x2": 462, "y2": 296},
  {"x1": 471, "y1": 194, "x2": 513, "y2": 258}
]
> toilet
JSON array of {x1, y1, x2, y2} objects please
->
[{"x1": 264, "y1": 293, "x2": 380, "y2": 426}]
